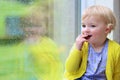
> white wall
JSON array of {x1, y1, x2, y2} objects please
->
[{"x1": 95, "y1": 0, "x2": 113, "y2": 9}]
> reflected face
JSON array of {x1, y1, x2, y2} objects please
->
[
  {"x1": 23, "y1": 26, "x2": 45, "y2": 36},
  {"x1": 81, "y1": 16, "x2": 108, "y2": 44}
]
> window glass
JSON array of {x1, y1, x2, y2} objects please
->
[{"x1": 0, "y1": 0, "x2": 63, "y2": 80}]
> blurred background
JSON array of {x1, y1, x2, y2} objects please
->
[{"x1": 0, "y1": 0, "x2": 120, "y2": 80}]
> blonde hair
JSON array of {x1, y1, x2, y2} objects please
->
[{"x1": 82, "y1": 5, "x2": 116, "y2": 30}]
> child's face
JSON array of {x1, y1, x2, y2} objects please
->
[{"x1": 81, "y1": 16, "x2": 109, "y2": 44}]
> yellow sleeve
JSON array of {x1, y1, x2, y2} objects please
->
[
  {"x1": 65, "y1": 44, "x2": 83, "y2": 73},
  {"x1": 113, "y1": 47, "x2": 120, "y2": 80}
]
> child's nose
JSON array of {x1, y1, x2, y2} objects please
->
[{"x1": 83, "y1": 27, "x2": 90, "y2": 33}]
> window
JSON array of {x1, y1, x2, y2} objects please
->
[{"x1": 0, "y1": 0, "x2": 63, "y2": 80}]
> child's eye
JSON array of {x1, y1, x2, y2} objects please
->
[
  {"x1": 82, "y1": 24, "x2": 86, "y2": 28},
  {"x1": 91, "y1": 25, "x2": 96, "y2": 27}
]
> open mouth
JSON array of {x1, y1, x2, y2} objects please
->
[{"x1": 84, "y1": 35, "x2": 92, "y2": 39}]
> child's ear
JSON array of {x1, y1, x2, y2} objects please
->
[{"x1": 105, "y1": 24, "x2": 112, "y2": 33}]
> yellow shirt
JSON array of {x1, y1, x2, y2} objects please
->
[{"x1": 64, "y1": 39, "x2": 120, "y2": 80}]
